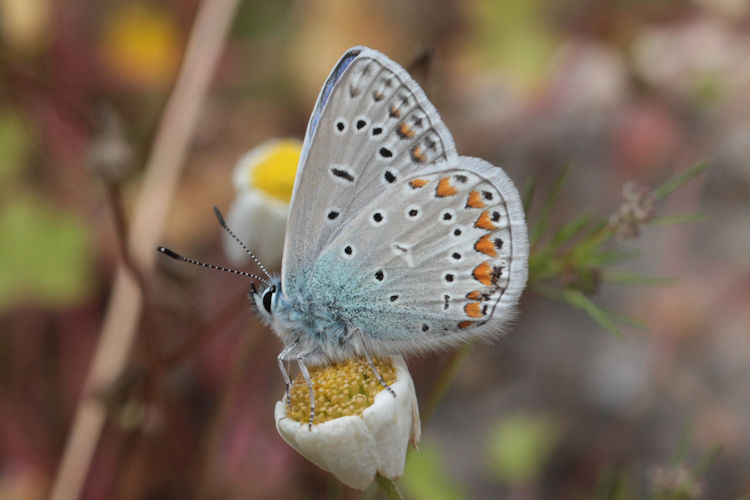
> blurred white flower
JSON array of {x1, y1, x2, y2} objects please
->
[
  {"x1": 633, "y1": 18, "x2": 750, "y2": 102},
  {"x1": 275, "y1": 356, "x2": 421, "y2": 490},
  {"x1": 223, "y1": 139, "x2": 301, "y2": 270}
]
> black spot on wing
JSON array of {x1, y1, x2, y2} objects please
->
[{"x1": 331, "y1": 167, "x2": 355, "y2": 182}]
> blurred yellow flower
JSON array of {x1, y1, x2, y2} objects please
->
[
  {"x1": 224, "y1": 139, "x2": 302, "y2": 270},
  {"x1": 99, "y1": 3, "x2": 181, "y2": 89}
]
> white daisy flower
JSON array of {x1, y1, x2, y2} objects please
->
[
  {"x1": 275, "y1": 356, "x2": 421, "y2": 490},
  {"x1": 223, "y1": 139, "x2": 301, "y2": 270}
]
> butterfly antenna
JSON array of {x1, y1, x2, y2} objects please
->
[
  {"x1": 157, "y1": 246, "x2": 270, "y2": 285},
  {"x1": 213, "y1": 206, "x2": 273, "y2": 280}
]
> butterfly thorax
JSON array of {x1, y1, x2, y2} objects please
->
[{"x1": 257, "y1": 274, "x2": 353, "y2": 361}]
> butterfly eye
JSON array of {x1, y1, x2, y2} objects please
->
[{"x1": 262, "y1": 285, "x2": 276, "y2": 313}]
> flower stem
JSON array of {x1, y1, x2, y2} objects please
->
[{"x1": 375, "y1": 473, "x2": 403, "y2": 500}]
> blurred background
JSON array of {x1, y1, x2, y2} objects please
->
[{"x1": 1, "y1": 0, "x2": 749, "y2": 498}]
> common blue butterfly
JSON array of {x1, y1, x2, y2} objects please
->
[{"x1": 160, "y1": 47, "x2": 528, "y2": 424}]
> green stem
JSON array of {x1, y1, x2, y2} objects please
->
[{"x1": 375, "y1": 473, "x2": 403, "y2": 500}]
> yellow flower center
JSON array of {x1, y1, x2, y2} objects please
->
[
  {"x1": 249, "y1": 140, "x2": 301, "y2": 203},
  {"x1": 288, "y1": 358, "x2": 397, "y2": 425}
]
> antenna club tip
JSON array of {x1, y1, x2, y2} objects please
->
[
  {"x1": 158, "y1": 246, "x2": 181, "y2": 260},
  {"x1": 213, "y1": 206, "x2": 227, "y2": 226}
]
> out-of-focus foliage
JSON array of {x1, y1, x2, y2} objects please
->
[
  {"x1": 0, "y1": 111, "x2": 92, "y2": 311},
  {"x1": 402, "y1": 442, "x2": 467, "y2": 500},
  {"x1": 0, "y1": 112, "x2": 28, "y2": 181},
  {"x1": 486, "y1": 413, "x2": 561, "y2": 486},
  {"x1": 0, "y1": 197, "x2": 92, "y2": 311},
  {"x1": 467, "y1": 0, "x2": 557, "y2": 88},
  {"x1": 527, "y1": 161, "x2": 710, "y2": 337},
  {"x1": 1, "y1": 0, "x2": 749, "y2": 498}
]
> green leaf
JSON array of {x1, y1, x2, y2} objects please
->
[
  {"x1": 648, "y1": 213, "x2": 708, "y2": 227},
  {"x1": 569, "y1": 220, "x2": 613, "y2": 263},
  {"x1": 540, "y1": 209, "x2": 596, "y2": 256},
  {"x1": 609, "y1": 313, "x2": 649, "y2": 332},
  {"x1": 402, "y1": 443, "x2": 467, "y2": 500},
  {"x1": 603, "y1": 272, "x2": 677, "y2": 287},
  {"x1": 652, "y1": 161, "x2": 710, "y2": 201},
  {"x1": 585, "y1": 248, "x2": 641, "y2": 267},
  {"x1": 486, "y1": 413, "x2": 560, "y2": 485},
  {"x1": 529, "y1": 163, "x2": 573, "y2": 245},
  {"x1": 693, "y1": 444, "x2": 722, "y2": 477},
  {"x1": 0, "y1": 197, "x2": 93, "y2": 311},
  {"x1": 562, "y1": 289, "x2": 624, "y2": 337}
]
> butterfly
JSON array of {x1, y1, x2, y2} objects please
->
[{"x1": 160, "y1": 46, "x2": 528, "y2": 425}]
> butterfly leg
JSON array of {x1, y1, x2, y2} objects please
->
[
  {"x1": 295, "y1": 354, "x2": 316, "y2": 430},
  {"x1": 357, "y1": 332, "x2": 396, "y2": 398},
  {"x1": 278, "y1": 339, "x2": 300, "y2": 408}
]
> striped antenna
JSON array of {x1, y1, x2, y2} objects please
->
[
  {"x1": 157, "y1": 247, "x2": 270, "y2": 285},
  {"x1": 213, "y1": 206, "x2": 272, "y2": 280}
]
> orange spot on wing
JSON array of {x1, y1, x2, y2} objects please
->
[
  {"x1": 466, "y1": 191, "x2": 485, "y2": 208},
  {"x1": 458, "y1": 320, "x2": 473, "y2": 329},
  {"x1": 411, "y1": 145, "x2": 426, "y2": 163},
  {"x1": 466, "y1": 290, "x2": 482, "y2": 300},
  {"x1": 473, "y1": 261, "x2": 493, "y2": 286},
  {"x1": 464, "y1": 302, "x2": 484, "y2": 318},
  {"x1": 474, "y1": 234, "x2": 498, "y2": 257},
  {"x1": 409, "y1": 178, "x2": 428, "y2": 188},
  {"x1": 474, "y1": 211, "x2": 497, "y2": 230},
  {"x1": 398, "y1": 122, "x2": 415, "y2": 138},
  {"x1": 436, "y1": 177, "x2": 457, "y2": 197},
  {"x1": 389, "y1": 104, "x2": 401, "y2": 117}
]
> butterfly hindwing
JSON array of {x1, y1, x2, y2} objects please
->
[
  {"x1": 282, "y1": 47, "x2": 458, "y2": 286},
  {"x1": 310, "y1": 157, "x2": 528, "y2": 354}
]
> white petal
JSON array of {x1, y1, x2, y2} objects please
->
[
  {"x1": 223, "y1": 190, "x2": 288, "y2": 269},
  {"x1": 361, "y1": 356, "x2": 420, "y2": 481},
  {"x1": 275, "y1": 404, "x2": 379, "y2": 490}
]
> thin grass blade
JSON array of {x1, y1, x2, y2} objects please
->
[
  {"x1": 652, "y1": 161, "x2": 710, "y2": 201},
  {"x1": 530, "y1": 163, "x2": 573, "y2": 245},
  {"x1": 648, "y1": 213, "x2": 707, "y2": 227},
  {"x1": 563, "y1": 289, "x2": 624, "y2": 337}
]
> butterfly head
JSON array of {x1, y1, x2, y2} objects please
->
[{"x1": 250, "y1": 275, "x2": 282, "y2": 323}]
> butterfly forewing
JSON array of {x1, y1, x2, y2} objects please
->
[{"x1": 282, "y1": 47, "x2": 458, "y2": 286}]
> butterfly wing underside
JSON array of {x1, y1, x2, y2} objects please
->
[
  {"x1": 282, "y1": 47, "x2": 458, "y2": 283},
  {"x1": 282, "y1": 47, "x2": 527, "y2": 353},
  {"x1": 316, "y1": 157, "x2": 528, "y2": 353}
]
